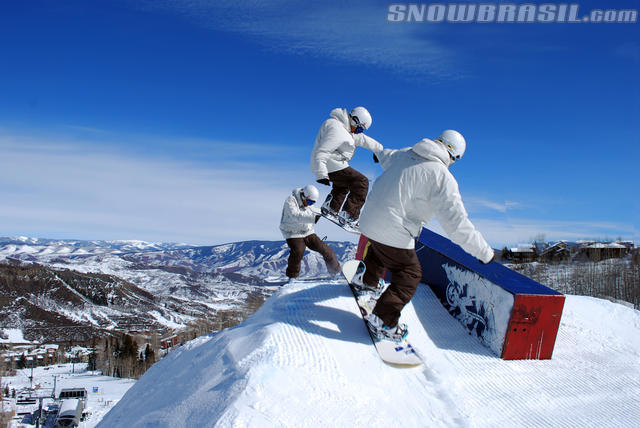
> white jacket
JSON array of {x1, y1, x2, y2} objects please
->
[
  {"x1": 279, "y1": 188, "x2": 317, "y2": 239},
  {"x1": 310, "y1": 108, "x2": 383, "y2": 180},
  {"x1": 358, "y1": 138, "x2": 494, "y2": 263}
]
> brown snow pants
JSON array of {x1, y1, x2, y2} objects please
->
[
  {"x1": 286, "y1": 234, "x2": 341, "y2": 278},
  {"x1": 362, "y1": 239, "x2": 422, "y2": 328},
  {"x1": 327, "y1": 167, "x2": 369, "y2": 219}
]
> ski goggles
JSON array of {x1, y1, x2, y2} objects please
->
[
  {"x1": 436, "y1": 137, "x2": 460, "y2": 163},
  {"x1": 350, "y1": 116, "x2": 366, "y2": 134},
  {"x1": 305, "y1": 198, "x2": 316, "y2": 206}
]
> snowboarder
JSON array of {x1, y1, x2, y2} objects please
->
[
  {"x1": 310, "y1": 106, "x2": 383, "y2": 229},
  {"x1": 356, "y1": 130, "x2": 496, "y2": 341},
  {"x1": 280, "y1": 184, "x2": 341, "y2": 279}
]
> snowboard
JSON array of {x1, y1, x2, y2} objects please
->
[
  {"x1": 319, "y1": 211, "x2": 360, "y2": 234},
  {"x1": 313, "y1": 194, "x2": 360, "y2": 234},
  {"x1": 342, "y1": 259, "x2": 423, "y2": 366}
]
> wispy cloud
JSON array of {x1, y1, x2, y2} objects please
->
[
  {"x1": 62, "y1": 124, "x2": 114, "y2": 135},
  {"x1": 466, "y1": 197, "x2": 521, "y2": 214},
  {"x1": 0, "y1": 132, "x2": 314, "y2": 245},
  {"x1": 472, "y1": 218, "x2": 638, "y2": 248},
  {"x1": 0, "y1": 128, "x2": 306, "y2": 166},
  {"x1": 2, "y1": 130, "x2": 635, "y2": 247},
  {"x1": 135, "y1": 0, "x2": 457, "y2": 77}
]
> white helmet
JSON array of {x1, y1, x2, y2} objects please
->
[
  {"x1": 349, "y1": 106, "x2": 372, "y2": 134},
  {"x1": 436, "y1": 130, "x2": 466, "y2": 162},
  {"x1": 301, "y1": 184, "x2": 319, "y2": 203}
]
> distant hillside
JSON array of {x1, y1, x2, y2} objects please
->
[
  {"x1": 0, "y1": 237, "x2": 357, "y2": 342},
  {"x1": 0, "y1": 262, "x2": 195, "y2": 342},
  {"x1": 507, "y1": 251, "x2": 640, "y2": 309}
]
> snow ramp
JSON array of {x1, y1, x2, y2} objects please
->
[{"x1": 98, "y1": 279, "x2": 640, "y2": 428}]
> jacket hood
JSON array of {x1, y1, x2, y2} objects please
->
[
  {"x1": 411, "y1": 138, "x2": 452, "y2": 167},
  {"x1": 292, "y1": 188, "x2": 304, "y2": 206},
  {"x1": 329, "y1": 108, "x2": 350, "y2": 131}
]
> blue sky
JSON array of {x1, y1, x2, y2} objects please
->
[{"x1": 0, "y1": 0, "x2": 638, "y2": 246}]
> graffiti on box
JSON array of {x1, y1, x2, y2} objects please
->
[{"x1": 442, "y1": 263, "x2": 514, "y2": 355}]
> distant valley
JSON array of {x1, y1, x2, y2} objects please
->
[{"x1": 0, "y1": 237, "x2": 356, "y2": 343}]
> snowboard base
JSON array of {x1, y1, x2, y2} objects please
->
[
  {"x1": 320, "y1": 212, "x2": 360, "y2": 234},
  {"x1": 342, "y1": 260, "x2": 423, "y2": 366}
]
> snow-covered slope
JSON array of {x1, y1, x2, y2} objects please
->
[
  {"x1": 0, "y1": 263, "x2": 195, "y2": 342},
  {"x1": 99, "y1": 280, "x2": 640, "y2": 427},
  {"x1": 0, "y1": 237, "x2": 356, "y2": 341}
]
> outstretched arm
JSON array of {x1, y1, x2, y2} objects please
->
[
  {"x1": 354, "y1": 133, "x2": 383, "y2": 155},
  {"x1": 433, "y1": 174, "x2": 494, "y2": 263},
  {"x1": 376, "y1": 147, "x2": 409, "y2": 170}
]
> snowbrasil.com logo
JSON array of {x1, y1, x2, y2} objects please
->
[{"x1": 387, "y1": 3, "x2": 638, "y2": 23}]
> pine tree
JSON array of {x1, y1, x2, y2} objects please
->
[
  {"x1": 18, "y1": 354, "x2": 26, "y2": 369},
  {"x1": 87, "y1": 350, "x2": 97, "y2": 371},
  {"x1": 144, "y1": 343, "x2": 155, "y2": 366}
]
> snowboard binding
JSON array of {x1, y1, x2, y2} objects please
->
[
  {"x1": 366, "y1": 314, "x2": 409, "y2": 343},
  {"x1": 351, "y1": 277, "x2": 385, "y2": 298},
  {"x1": 338, "y1": 211, "x2": 359, "y2": 230},
  {"x1": 321, "y1": 194, "x2": 338, "y2": 217},
  {"x1": 341, "y1": 259, "x2": 423, "y2": 366}
]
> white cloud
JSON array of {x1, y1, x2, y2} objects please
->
[
  {"x1": 135, "y1": 0, "x2": 457, "y2": 77},
  {"x1": 2, "y1": 131, "x2": 635, "y2": 247},
  {"x1": 466, "y1": 197, "x2": 521, "y2": 213},
  {"x1": 420, "y1": 214, "x2": 637, "y2": 249},
  {"x1": 472, "y1": 218, "x2": 637, "y2": 248},
  {"x1": 0, "y1": 134, "x2": 315, "y2": 245}
]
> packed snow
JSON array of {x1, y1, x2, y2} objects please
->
[{"x1": 100, "y1": 279, "x2": 640, "y2": 427}]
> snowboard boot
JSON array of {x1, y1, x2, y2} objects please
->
[
  {"x1": 338, "y1": 210, "x2": 359, "y2": 230},
  {"x1": 351, "y1": 273, "x2": 385, "y2": 298},
  {"x1": 366, "y1": 314, "x2": 408, "y2": 343},
  {"x1": 321, "y1": 194, "x2": 339, "y2": 218}
]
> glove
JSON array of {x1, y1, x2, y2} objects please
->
[
  {"x1": 373, "y1": 153, "x2": 379, "y2": 163},
  {"x1": 479, "y1": 250, "x2": 496, "y2": 265},
  {"x1": 316, "y1": 178, "x2": 330, "y2": 186}
]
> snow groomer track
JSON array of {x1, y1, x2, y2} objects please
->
[{"x1": 100, "y1": 279, "x2": 640, "y2": 428}]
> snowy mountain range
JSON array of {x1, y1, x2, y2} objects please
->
[
  {"x1": 0, "y1": 237, "x2": 356, "y2": 342},
  {"x1": 0, "y1": 236, "x2": 194, "y2": 256}
]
